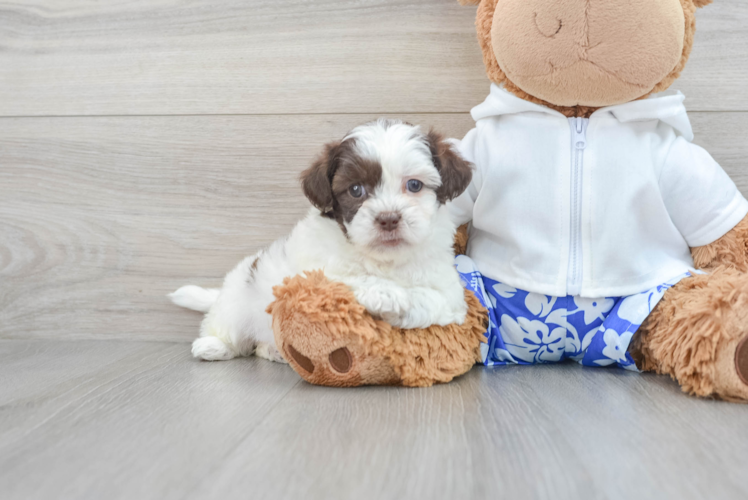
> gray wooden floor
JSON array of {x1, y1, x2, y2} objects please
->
[
  {"x1": 1, "y1": 339, "x2": 747, "y2": 500},
  {"x1": 1, "y1": 1, "x2": 747, "y2": 499}
]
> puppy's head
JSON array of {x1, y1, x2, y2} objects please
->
[{"x1": 301, "y1": 119, "x2": 473, "y2": 254}]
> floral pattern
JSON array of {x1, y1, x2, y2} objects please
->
[{"x1": 455, "y1": 255, "x2": 693, "y2": 370}]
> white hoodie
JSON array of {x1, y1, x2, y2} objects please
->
[{"x1": 450, "y1": 84, "x2": 748, "y2": 298}]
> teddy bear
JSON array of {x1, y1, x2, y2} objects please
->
[{"x1": 268, "y1": 0, "x2": 748, "y2": 401}]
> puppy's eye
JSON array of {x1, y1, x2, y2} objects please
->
[
  {"x1": 406, "y1": 179, "x2": 423, "y2": 193},
  {"x1": 349, "y1": 184, "x2": 365, "y2": 198}
]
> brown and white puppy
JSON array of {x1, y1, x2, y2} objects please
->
[{"x1": 171, "y1": 119, "x2": 473, "y2": 362}]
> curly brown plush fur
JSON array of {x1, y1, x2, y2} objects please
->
[
  {"x1": 692, "y1": 215, "x2": 748, "y2": 272},
  {"x1": 631, "y1": 266, "x2": 748, "y2": 402},
  {"x1": 268, "y1": 271, "x2": 488, "y2": 387},
  {"x1": 629, "y1": 216, "x2": 748, "y2": 403},
  {"x1": 628, "y1": 217, "x2": 748, "y2": 404},
  {"x1": 453, "y1": 223, "x2": 470, "y2": 256}
]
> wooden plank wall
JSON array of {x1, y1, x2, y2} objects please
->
[{"x1": 1, "y1": 0, "x2": 746, "y2": 342}]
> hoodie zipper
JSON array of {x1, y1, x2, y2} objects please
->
[{"x1": 567, "y1": 117, "x2": 588, "y2": 296}]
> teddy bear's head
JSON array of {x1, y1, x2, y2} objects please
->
[{"x1": 460, "y1": 0, "x2": 713, "y2": 116}]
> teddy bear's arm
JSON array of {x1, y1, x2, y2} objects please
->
[
  {"x1": 453, "y1": 223, "x2": 470, "y2": 255},
  {"x1": 691, "y1": 214, "x2": 748, "y2": 272}
]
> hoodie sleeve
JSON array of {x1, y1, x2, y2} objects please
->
[
  {"x1": 447, "y1": 127, "x2": 482, "y2": 226},
  {"x1": 660, "y1": 137, "x2": 748, "y2": 247}
]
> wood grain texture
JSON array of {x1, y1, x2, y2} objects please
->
[
  {"x1": 204, "y1": 364, "x2": 748, "y2": 500},
  {"x1": 0, "y1": 0, "x2": 747, "y2": 116},
  {"x1": 0, "y1": 113, "x2": 475, "y2": 342},
  {"x1": 1, "y1": 340, "x2": 746, "y2": 500},
  {"x1": 0, "y1": 339, "x2": 301, "y2": 500},
  {"x1": 1, "y1": 112, "x2": 746, "y2": 342}
]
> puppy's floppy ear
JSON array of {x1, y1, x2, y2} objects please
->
[
  {"x1": 692, "y1": 0, "x2": 713, "y2": 7},
  {"x1": 457, "y1": 0, "x2": 481, "y2": 5},
  {"x1": 301, "y1": 141, "x2": 340, "y2": 215},
  {"x1": 426, "y1": 130, "x2": 473, "y2": 204}
]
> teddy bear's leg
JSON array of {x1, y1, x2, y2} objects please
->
[
  {"x1": 267, "y1": 271, "x2": 402, "y2": 387},
  {"x1": 273, "y1": 308, "x2": 401, "y2": 387},
  {"x1": 630, "y1": 268, "x2": 748, "y2": 402},
  {"x1": 453, "y1": 223, "x2": 470, "y2": 255},
  {"x1": 268, "y1": 271, "x2": 487, "y2": 387}
]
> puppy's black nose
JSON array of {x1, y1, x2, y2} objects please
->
[{"x1": 376, "y1": 212, "x2": 401, "y2": 231}]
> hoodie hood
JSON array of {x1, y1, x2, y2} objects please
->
[{"x1": 471, "y1": 84, "x2": 694, "y2": 141}]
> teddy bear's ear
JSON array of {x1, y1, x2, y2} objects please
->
[
  {"x1": 300, "y1": 141, "x2": 341, "y2": 215},
  {"x1": 457, "y1": 0, "x2": 481, "y2": 5},
  {"x1": 692, "y1": 0, "x2": 713, "y2": 7}
]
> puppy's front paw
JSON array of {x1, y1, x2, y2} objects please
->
[
  {"x1": 444, "y1": 301, "x2": 469, "y2": 326},
  {"x1": 397, "y1": 302, "x2": 469, "y2": 329},
  {"x1": 355, "y1": 284, "x2": 411, "y2": 321},
  {"x1": 394, "y1": 309, "x2": 431, "y2": 329}
]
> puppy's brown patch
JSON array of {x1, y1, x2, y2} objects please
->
[
  {"x1": 330, "y1": 143, "x2": 382, "y2": 225},
  {"x1": 245, "y1": 254, "x2": 261, "y2": 284},
  {"x1": 426, "y1": 130, "x2": 473, "y2": 204},
  {"x1": 301, "y1": 141, "x2": 341, "y2": 216},
  {"x1": 300, "y1": 137, "x2": 382, "y2": 232}
]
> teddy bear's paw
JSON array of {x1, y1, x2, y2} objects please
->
[
  {"x1": 711, "y1": 333, "x2": 748, "y2": 403},
  {"x1": 354, "y1": 284, "x2": 411, "y2": 321},
  {"x1": 286, "y1": 344, "x2": 352, "y2": 376},
  {"x1": 280, "y1": 338, "x2": 400, "y2": 388}
]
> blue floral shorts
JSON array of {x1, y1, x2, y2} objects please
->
[{"x1": 455, "y1": 255, "x2": 694, "y2": 370}]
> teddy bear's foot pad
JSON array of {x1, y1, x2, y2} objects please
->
[
  {"x1": 736, "y1": 336, "x2": 748, "y2": 386},
  {"x1": 286, "y1": 344, "x2": 353, "y2": 376},
  {"x1": 286, "y1": 344, "x2": 315, "y2": 374},
  {"x1": 282, "y1": 338, "x2": 398, "y2": 387},
  {"x1": 328, "y1": 347, "x2": 353, "y2": 373}
]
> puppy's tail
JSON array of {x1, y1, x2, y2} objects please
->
[{"x1": 168, "y1": 285, "x2": 220, "y2": 313}]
